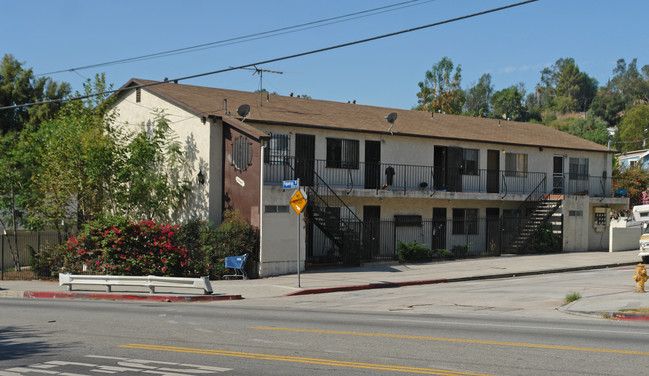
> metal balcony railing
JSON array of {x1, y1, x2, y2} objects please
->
[{"x1": 264, "y1": 157, "x2": 547, "y2": 196}]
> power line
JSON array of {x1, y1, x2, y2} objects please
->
[
  {"x1": 2, "y1": 0, "x2": 539, "y2": 112},
  {"x1": 35, "y1": 0, "x2": 434, "y2": 77}
]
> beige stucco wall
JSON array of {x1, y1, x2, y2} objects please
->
[
  {"x1": 259, "y1": 186, "x2": 306, "y2": 276},
  {"x1": 111, "y1": 88, "x2": 222, "y2": 225}
]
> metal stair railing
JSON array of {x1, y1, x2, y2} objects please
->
[
  {"x1": 502, "y1": 177, "x2": 561, "y2": 253},
  {"x1": 282, "y1": 157, "x2": 365, "y2": 264}
]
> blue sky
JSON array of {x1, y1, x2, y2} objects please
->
[{"x1": 2, "y1": 0, "x2": 648, "y2": 110}]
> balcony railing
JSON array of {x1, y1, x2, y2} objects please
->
[
  {"x1": 559, "y1": 174, "x2": 627, "y2": 197},
  {"x1": 264, "y1": 157, "x2": 548, "y2": 196}
]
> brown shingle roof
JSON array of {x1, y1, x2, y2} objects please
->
[{"x1": 124, "y1": 78, "x2": 611, "y2": 153}]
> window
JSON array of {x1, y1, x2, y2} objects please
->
[
  {"x1": 232, "y1": 136, "x2": 252, "y2": 171},
  {"x1": 326, "y1": 138, "x2": 359, "y2": 169},
  {"x1": 452, "y1": 208, "x2": 478, "y2": 235},
  {"x1": 569, "y1": 158, "x2": 589, "y2": 180},
  {"x1": 265, "y1": 205, "x2": 290, "y2": 213},
  {"x1": 264, "y1": 134, "x2": 289, "y2": 165},
  {"x1": 505, "y1": 153, "x2": 528, "y2": 177},
  {"x1": 394, "y1": 215, "x2": 422, "y2": 227},
  {"x1": 135, "y1": 87, "x2": 141, "y2": 103},
  {"x1": 462, "y1": 149, "x2": 479, "y2": 175}
]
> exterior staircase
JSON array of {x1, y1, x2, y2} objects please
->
[
  {"x1": 507, "y1": 198, "x2": 562, "y2": 253},
  {"x1": 502, "y1": 178, "x2": 563, "y2": 254},
  {"x1": 290, "y1": 160, "x2": 365, "y2": 265}
]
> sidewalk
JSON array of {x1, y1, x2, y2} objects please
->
[{"x1": 1, "y1": 250, "x2": 648, "y2": 318}]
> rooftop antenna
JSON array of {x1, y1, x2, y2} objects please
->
[
  {"x1": 237, "y1": 104, "x2": 250, "y2": 122},
  {"x1": 385, "y1": 112, "x2": 397, "y2": 135},
  {"x1": 235, "y1": 66, "x2": 283, "y2": 106}
]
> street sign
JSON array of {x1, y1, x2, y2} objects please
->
[
  {"x1": 289, "y1": 189, "x2": 306, "y2": 215},
  {"x1": 283, "y1": 180, "x2": 299, "y2": 189}
]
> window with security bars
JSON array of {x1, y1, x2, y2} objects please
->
[
  {"x1": 264, "y1": 134, "x2": 289, "y2": 165},
  {"x1": 232, "y1": 136, "x2": 252, "y2": 171},
  {"x1": 326, "y1": 138, "x2": 359, "y2": 169},
  {"x1": 452, "y1": 208, "x2": 479, "y2": 235},
  {"x1": 505, "y1": 153, "x2": 528, "y2": 177},
  {"x1": 569, "y1": 158, "x2": 589, "y2": 180},
  {"x1": 462, "y1": 149, "x2": 479, "y2": 175}
]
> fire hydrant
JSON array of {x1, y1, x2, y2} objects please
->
[{"x1": 633, "y1": 263, "x2": 648, "y2": 293}]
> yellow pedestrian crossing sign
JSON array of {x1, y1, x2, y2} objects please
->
[{"x1": 289, "y1": 189, "x2": 306, "y2": 215}]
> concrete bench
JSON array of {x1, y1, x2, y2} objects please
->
[{"x1": 59, "y1": 274, "x2": 213, "y2": 295}]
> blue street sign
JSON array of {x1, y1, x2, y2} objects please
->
[{"x1": 283, "y1": 180, "x2": 299, "y2": 189}]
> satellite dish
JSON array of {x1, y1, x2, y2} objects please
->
[
  {"x1": 385, "y1": 112, "x2": 397, "y2": 134},
  {"x1": 237, "y1": 104, "x2": 250, "y2": 120}
]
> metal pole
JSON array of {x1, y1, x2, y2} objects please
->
[{"x1": 297, "y1": 178, "x2": 301, "y2": 288}]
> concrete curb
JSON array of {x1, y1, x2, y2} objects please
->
[
  {"x1": 285, "y1": 278, "x2": 447, "y2": 296},
  {"x1": 285, "y1": 262, "x2": 640, "y2": 296},
  {"x1": 23, "y1": 291, "x2": 242, "y2": 302}
]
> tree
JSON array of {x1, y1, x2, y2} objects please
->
[
  {"x1": 491, "y1": 86, "x2": 526, "y2": 121},
  {"x1": 27, "y1": 74, "x2": 192, "y2": 230},
  {"x1": 538, "y1": 58, "x2": 597, "y2": 113},
  {"x1": 416, "y1": 57, "x2": 464, "y2": 114},
  {"x1": 589, "y1": 87, "x2": 626, "y2": 126},
  {"x1": 0, "y1": 54, "x2": 70, "y2": 134},
  {"x1": 618, "y1": 104, "x2": 649, "y2": 152},
  {"x1": 567, "y1": 114, "x2": 610, "y2": 146},
  {"x1": 464, "y1": 73, "x2": 493, "y2": 117},
  {"x1": 610, "y1": 58, "x2": 649, "y2": 103}
]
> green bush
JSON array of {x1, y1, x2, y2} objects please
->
[
  {"x1": 34, "y1": 210, "x2": 259, "y2": 279},
  {"x1": 431, "y1": 248, "x2": 453, "y2": 260},
  {"x1": 397, "y1": 241, "x2": 431, "y2": 263}
]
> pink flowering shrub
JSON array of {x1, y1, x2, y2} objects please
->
[
  {"x1": 613, "y1": 165, "x2": 649, "y2": 206},
  {"x1": 42, "y1": 217, "x2": 188, "y2": 277},
  {"x1": 35, "y1": 211, "x2": 258, "y2": 279}
]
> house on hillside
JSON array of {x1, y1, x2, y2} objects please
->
[
  {"x1": 111, "y1": 79, "x2": 629, "y2": 277},
  {"x1": 617, "y1": 149, "x2": 649, "y2": 171}
]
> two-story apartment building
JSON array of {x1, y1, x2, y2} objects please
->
[{"x1": 111, "y1": 79, "x2": 629, "y2": 277}]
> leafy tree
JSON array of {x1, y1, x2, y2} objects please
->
[
  {"x1": 416, "y1": 57, "x2": 465, "y2": 114},
  {"x1": 0, "y1": 54, "x2": 70, "y2": 134},
  {"x1": 464, "y1": 73, "x2": 493, "y2": 117},
  {"x1": 538, "y1": 58, "x2": 597, "y2": 113},
  {"x1": 491, "y1": 86, "x2": 526, "y2": 121},
  {"x1": 589, "y1": 87, "x2": 626, "y2": 126},
  {"x1": 27, "y1": 74, "x2": 192, "y2": 230},
  {"x1": 610, "y1": 58, "x2": 649, "y2": 103},
  {"x1": 618, "y1": 104, "x2": 649, "y2": 152},
  {"x1": 567, "y1": 114, "x2": 609, "y2": 146}
]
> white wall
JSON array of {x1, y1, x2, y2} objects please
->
[
  {"x1": 112, "y1": 88, "x2": 221, "y2": 224},
  {"x1": 259, "y1": 186, "x2": 306, "y2": 276}
]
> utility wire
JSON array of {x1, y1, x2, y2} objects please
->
[
  {"x1": 2, "y1": 0, "x2": 538, "y2": 112},
  {"x1": 35, "y1": 0, "x2": 434, "y2": 76}
]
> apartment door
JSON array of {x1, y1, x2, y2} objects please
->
[
  {"x1": 447, "y1": 146, "x2": 463, "y2": 192},
  {"x1": 553, "y1": 155, "x2": 564, "y2": 194},
  {"x1": 364, "y1": 141, "x2": 381, "y2": 189},
  {"x1": 433, "y1": 146, "x2": 446, "y2": 190},
  {"x1": 363, "y1": 205, "x2": 381, "y2": 259},
  {"x1": 486, "y1": 207, "x2": 500, "y2": 256},
  {"x1": 487, "y1": 150, "x2": 500, "y2": 193},
  {"x1": 295, "y1": 134, "x2": 315, "y2": 186},
  {"x1": 432, "y1": 208, "x2": 447, "y2": 251}
]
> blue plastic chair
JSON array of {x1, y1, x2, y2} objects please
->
[{"x1": 224, "y1": 253, "x2": 249, "y2": 279}]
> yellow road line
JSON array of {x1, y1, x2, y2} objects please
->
[
  {"x1": 252, "y1": 326, "x2": 649, "y2": 356},
  {"x1": 119, "y1": 343, "x2": 494, "y2": 376}
]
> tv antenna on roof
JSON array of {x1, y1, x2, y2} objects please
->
[
  {"x1": 236, "y1": 66, "x2": 283, "y2": 106},
  {"x1": 385, "y1": 112, "x2": 397, "y2": 134}
]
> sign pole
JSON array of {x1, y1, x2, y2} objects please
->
[{"x1": 296, "y1": 178, "x2": 301, "y2": 288}]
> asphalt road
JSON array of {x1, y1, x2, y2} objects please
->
[{"x1": 2, "y1": 268, "x2": 648, "y2": 376}]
